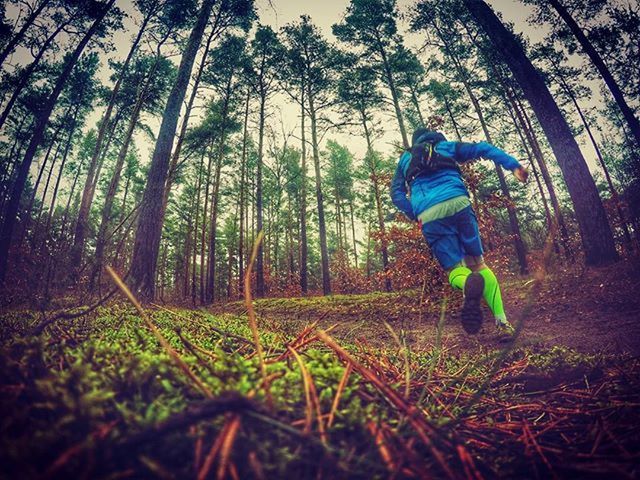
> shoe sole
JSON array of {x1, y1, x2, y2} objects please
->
[{"x1": 461, "y1": 272, "x2": 484, "y2": 334}]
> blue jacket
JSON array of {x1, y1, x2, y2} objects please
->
[{"x1": 390, "y1": 141, "x2": 522, "y2": 221}]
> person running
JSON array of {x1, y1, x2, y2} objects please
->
[{"x1": 390, "y1": 127, "x2": 528, "y2": 335}]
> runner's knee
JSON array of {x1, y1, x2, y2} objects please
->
[{"x1": 463, "y1": 255, "x2": 486, "y2": 271}]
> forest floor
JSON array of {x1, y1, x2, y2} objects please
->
[
  {"x1": 1, "y1": 259, "x2": 640, "y2": 478},
  {"x1": 214, "y1": 259, "x2": 640, "y2": 356}
]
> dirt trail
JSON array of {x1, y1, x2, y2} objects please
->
[{"x1": 214, "y1": 261, "x2": 640, "y2": 355}]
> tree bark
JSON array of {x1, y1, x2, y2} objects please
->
[
  {"x1": 554, "y1": 70, "x2": 632, "y2": 248},
  {"x1": 308, "y1": 91, "x2": 331, "y2": 295},
  {"x1": 93, "y1": 47, "x2": 165, "y2": 284},
  {"x1": 238, "y1": 88, "x2": 250, "y2": 297},
  {"x1": 162, "y1": 26, "x2": 218, "y2": 215},
  {"x1": 548, "y1": 0, "x2": 640, "y2": 152},
  {"x1": 299, "y1": 82, "x2": 309, "y2": 294},
  {"x1": 361, "y1": 110, "x2": 391, "y2": 291},
  {"x1": 0, "y1": 17, "x2": 69, "y2": 131},
  {"x1": 0, "y1": 0, "x2": 51, "y2": 66},
  {"x1": 0, "y1": 0, "x2": 114, "y2": 283},
  {"x1": 377, "y1": 36, "x2": 410, "y2": 149},
  {"x1": 129, "y1": 0, "x2": 216, "y2": 298},
  {"x1": 256, "y1": 94, "x2": 266, "y2": 297},
  {"x1": 464, "y1": 0, "x2": 618, "y2": 265}
]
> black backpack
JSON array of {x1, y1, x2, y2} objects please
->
[{"x1": 405, "y1": 140, "x2": 461, "y2": 184}]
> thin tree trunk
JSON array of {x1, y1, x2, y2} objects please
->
[
  {"x1": 0, "y1": 0, "x2": 114, "y2": 283},
  {"x1": 361, "y1": 111, "x2": 392, "y2": 291},
  {"x1": 43, "y1": 106, "x2": 80, "y2": 242},
  {"x1": 510, "y1": 89, "x2": 571, "y2": 254},
  {"x1": 70, "y1": 10, "x2": 151, "y2": 270},
  {"x1": 349, "y1": 201, "x2": 358, "y2": 267},
  {"x1": 299, "y1": 82, "x2": 308, "y2": 294},
  {"x1": 548, "y1": 0, "x2": 640, "y2": 152},
  {"x1": 238, "y1": 88, "x2": 250, "y2": 297},
  {"x1": 0, "y1": 0, "x2": 51, "y2": 66},
  {"x1": 192, "y1": 151, "x2": 204, "y2": 305},
  {"x1": 308, "y1": 92, "x2": 331, "y2": 295},
  {"x1": 0, "y1": 18, "x2": 70, "y2": 131},
  {"x1": 377, "y1": 37, "x2": 410, "y2": 149},
  {"x1": 464, "y1": 0, "x2": 618, "y2": 265},
  {"x1": 130, "y1": 0, "x2": 216, "y2": 298},
  {"x1": 200, "y1": 144, "x2": 214, "y2": 304},
  {"x1": 256, "y1": 94, "x2": 266, "y2": 297}
]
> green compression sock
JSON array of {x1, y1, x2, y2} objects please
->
[
  {"x1": 478, "y1": 267, "x2": 506, "y2": 322},
  {"x1": 448, "y1": 266, "x2": 471, "y2": 291}
]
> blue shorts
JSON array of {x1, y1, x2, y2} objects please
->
[{"x1": 421, "y1": 206, "x2": 483, "y2": 270}]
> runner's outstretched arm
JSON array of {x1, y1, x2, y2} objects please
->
[{"x1": 437, "y1": 141, "x2": 529, "y2": 182}]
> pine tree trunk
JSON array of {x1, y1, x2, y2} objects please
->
[
  {"x1": 192, "y1": 152, "x2": 204, "y2": 305},
  {"x1": 361, "y1": 112, "x2": 392, "y2": 291},
  {"x1": 129, "y1": 0, "x2": 216, "y2": 299},
  {"x1": 0, "y1": 0, "x2": 114, "y2": 283},
  {"x1": 70, "y1": 11, "x2": 150, "y2": 270},
  {"x1": 299, "y1": 84, "x2": 309, "y2": 294},
  {"x1": 555, "y1": 72, "x2": 632, "y2": 248},
  {"x1": 0, "y1": 18, "x2": 69, "y2": 131},
  {"x1": 308, "y1": 92, "x2": 331, "y2": 295},
  {"x1": 377, "y1": 37, "x2": 410, "y2": 149},
  {"x1": 256, "y1": 94, "x2": 266, "y2": 297},
  {"x1": 350, "y1": 201, "x2": 358, "y2": 267},
  {"x1": 93, "y1": 49, "x2": 165, "y2": 284},
  {"x1": 162, "y1": 26, "x2": 218, "y2": 215},
  {"x1": 44, "y1": 106, "x2": 80, "y2": 242},
  {"x1": 464, "y1": 0, "x2": 618, "y2": 265},
  {"x1": 0, "y1": 0, "x2": 51, "y2": 66},
  {"x1": 510, "y1": 90, "x2": 571, "y2": 255},
  {"x1": 238, "y1": 88, "x2": 250, "y2": 297},
  {"x1": 548, "y1": 0, "x2": 640, "y2": 152}
]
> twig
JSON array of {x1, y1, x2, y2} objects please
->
[
  {"x1": 243, "y1": 231, "x2": 272, "y2": 407},
  {"x1": 106, "y1": 266, "x2": 212, "y2": 398}
]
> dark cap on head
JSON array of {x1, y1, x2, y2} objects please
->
[{"x1": 411, "y1": 127, "x2": 447, "y2": 146}]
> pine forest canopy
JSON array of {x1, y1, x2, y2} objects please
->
[{"x1": 0, "y1": 0, "x2": 638, "y2": 302}]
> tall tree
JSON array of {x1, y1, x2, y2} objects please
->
[
  {"x1": 92, "y1": 54, "x2": 176, "y2": 284},
  {"x1": 462, "y1": 0, "x2": 618, "y2": 265},
  {"x1": 283, "y1": 16, "x2": 340, "y2": 295},
  {"x1": 333, "y1": 0, "x2": 410, "y2": 149},
  {"x1": 69, "y1": 0, "x2": 184, "y2": 273},
  {"x1": 203, "y1": 35, "x2": 245, "y2": 303},
  {"x1": 244, "y1": 24, "x2": 283, "y2": 297},
  {"x1": 0, "y1": 0, "x2": 119, "y2": 283},
  {"x1": 527, "y1": 0, "x2": 640, "y2": 151},
  {"x1": 129, "y1": 0, "x2": 217, "y2": 298},
  {"x1": 337, "y1": 63, "x2": 392, "y2": 290}
]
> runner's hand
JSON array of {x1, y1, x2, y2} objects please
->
[{"x1": 513, "y1": 166, "x2": 529, "y2": 183}]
